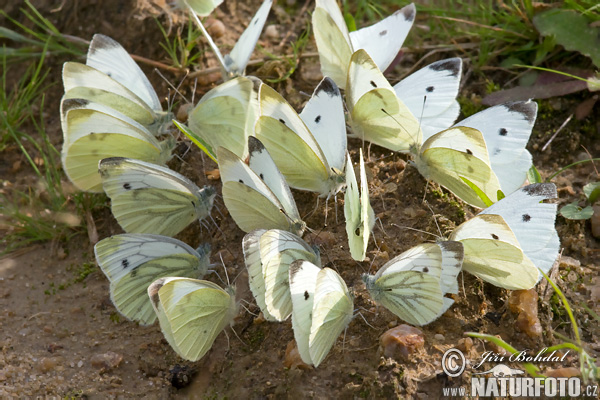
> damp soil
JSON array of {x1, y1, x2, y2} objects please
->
[{"x1": 0, "y1": 0, "x2": 599, "y2": 398}]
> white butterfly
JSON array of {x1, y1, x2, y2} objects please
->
[
  {"x1": 289, "y1": 262, "x2": 353, "y2": 367},
  {"x1": 313, "y1": 0, "x2": 416, "y2": 89},
  {"x1": 98, "y1": 157, "x2": 216, "y2": 237},
  {"x1": 362, "y1": 241, "x2": 463, "y2": 326},
  {"x1": 255, "y1": 77, "x2": 347, "y2": 199},
  {"x1": 148, "y1": 277, "x2": 237, "y2": 361},
  {"x1": 62, "y1": 34, "x2": 171, "y2": 135},
  {"x1": 61, "y1": 100, "x2": 175, "y2": 192},
  {"x1": 217, "y1": 136, "x2": 306, "y2": 236},
  {"x1": 181, "y1": 76, "x2": 260, "y2": 160},
  {"x1": 94, "y1": 233, "x2": 210, "y2": 325},
  {"x1": 189, "y1": 0, "x2": 273, "y2": 78},
  {"x1": 450, "y1": 183, "x2": 559, "y2": 289},
  {"x1": 344, "y1": 149, "x2": 375, "y2": 262},
  {"x1": 177, "y1": 0, "x2": 223, "y2": 17},
  {"x1": 243, "y1": 229, "x2": 321, "y2": 321}
]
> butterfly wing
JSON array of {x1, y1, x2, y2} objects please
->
[
  {"x1": 226, "y1": 0, "x2": 273, "y2": 75},
  {"x1": 415, "y1": 126, "x2": 501, "y2": 208},
  {"x1": 349, "y1": 3, "x2": 416, "y2": 73},
  {"x1": 61, "y1": 108, "x2": 173, "y2": 192},
  {"x1": 312, "y1": 0, "x2": 353, "y2": 88},
  {"x1": 94, "y1": 234, "x2": 209, "y2": 325},
  {"x1": 345, "y1": 150, "x2": 374, "y2": 261},
  {"x1": 218, "y1": 146, "x2": 303, "y2": 235},
  {"x1": 183, "y1": 0, "x2": 224, "y2": 16},
  {"x1": 454, "y1": 101, "x2": 537, "y2": 195},
  {"x1": 309, "y1": 268, "x2": 354, "y2": 367},
  {"x1": 437, "y1": 241, "x2": 464, "y2": 295},
  {"x1": 99, "y1": 157, "x2": 215, "y2": 237},
  {"x1": 86, "y1": 34, "x2": 162, "y2": 114},
  {"x1": 260, "y1": 230, "x2": 321, "y2": 321},
  {"x1": 347, "y1": 50, "x2": 421, "y2": 153},
  {"x1": 242, "y1": 229, "x2": 278, "y2": 321},
  {"x1": 151, "y1": 278, "x2": 237, "y2": 361},
  {"x1": 289, "y1": 260, "x2": 321, "y2": 365},
  {"x1": 450, "y1": 214, "x2": 538, "y2": 289},
  {"x1": 481, "y1": 183, "x2": 559, "y2": 279},
  {"x1": 189, "y1": 76, "x2": 259, "y2": 159},
  {"x1": 394, "y1": 58, "x2": 462, "y2": 141}
]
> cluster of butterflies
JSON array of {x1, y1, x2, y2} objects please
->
[{"x1": 59, "y1": 0, "x2": 561, "y2": 367}]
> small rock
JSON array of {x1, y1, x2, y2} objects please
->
[
  {"x1": 380, "y1": 324, "x2": 425, "y2": 360},
  {"x1": 205, "y1": 18, "x2": 225, "y2": 38},
  {"x1": 90, "y1": 352, "x2": 123, "y2": 371},
  {"x1": 567, "y1": 270, "x2": 578, "y2": 283},
  {"x1": 434, "y1": 334, "x2": 445, "y2": 342},
  {"x1": 508, "y1": 289, "x2": 542, "y2": 338},
  {"x1": 169, "y1": 364, "x2": 196, "y2": 389},
  {"x1": 38, "y1": 357, "x2": 59, "y2": 373},
  {"x1": 47, "y1": 343, "x2": 63, "y2": 353},
  {"x1": 283, "y1": 341, "x2": 311, "y2": 370},
  {"x1": 559, "y1": 256, "x2": 581, "y2": 269},
  {"x1": 544, "y1": 367, "x2": 580, "y2": 378},
  {"x1": 264, "y1": 24, "x2": 279, "y2": 40},
  {"x1": 591, "y1": 204, "x2": 600, "y2": 238},
  {"x1": 457, "y1": 337, "x2": 473, "y2": 353}
]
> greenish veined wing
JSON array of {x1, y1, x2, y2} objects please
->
[
  {"x1": 344, "y1": 149, "x2": 375, "y2": 261},
  {"x1": 187, "y1": 76, "x2": 259, "y2": 159},
  {"x1": 99, "y1": 157, "x2": 216, "y2": 237},
  {"x1": 179, "y1": 0, "x2": 223, "y2": 16},
  {"x1": 260, "y1": 230, "x2": 321, "y2": 321},
  {"x1": 347, "y1": 50, "x2": 421, "y2": 153},
  {"x1": 450, "y1": 213, "x2": 538, "y2": 289},
  {"x1": 148, "y1": 277, "x2": 237, "y2": 361},
  {"x1": 242, "y1": 229, "x2": 275, "y2": 320},
  {"x1": 289, "y1": 260, "x2": 321, "y2": 365},
  {"x1": 255, "y1": 79, "x2": 347, "y2": 198},
  {"x1": 415, "y1": 126, "x2": 502, "y2": 208},
  {"x1": 362, "y1": 243, "x2": 446, "y2": 326},
  {"x1": 94, "y1": 234, "x2": 210, "y2": 325},
  {"x1": 62, "y1": 62, "x2": 164, "y2": 134},
  {"x1": 312, "y1": 1, "x2": 353, "y2": 89},
  {"x1": 61, "y1": 107, "x2": 174, "y2": 192},
  {"x1": 309, "y1": 267, "x2": 354, "y2": 367},
  {"x1": 218, "y1": 139, "x2": 305, "y2": 236}
]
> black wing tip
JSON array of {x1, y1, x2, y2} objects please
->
[
  {"x1": 247, "y1": 136, "x2": 266, "y2": 154},
  {"x1": 62, "y1": 98, "x2": 90, "y2": 109},
  {"x1": 521, "y1": 183, "x2": 557, "y2": 199},
  {"x1": 89, "y1": 34, "x2": 119, "y2": 54},
  {"x1": 288, "y1": 260, "x2": 305, "y2": 283},
  {"x1": 316, "y1": 77, "x2": 341, "y2": 98},
  {"x1": 395, "y1": 3, "x2": 416, "y2": 22},
  {"x1": 429, "y1": 58, "x2": 462, "y2": 77},
  {"x1": 99, "y1": 156, "x2": 127, "y2": 167},
  {"x1": 503, "y1": 101, "x2": 538, "y2": 124}
]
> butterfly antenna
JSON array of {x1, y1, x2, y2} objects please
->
[
  {"x1": 239, "y1": 301, "x2": 258, "y2": 318},
  {"x1": 302, "y1": 195, "x2": 320, "y2": 221},
  {"x1": 229, "y1": 325, "x2": 248, "y2": 347},
  {"x1": 355, "y1": 310, "x2": 376, "y2": 330},
  {"x1": 390, "y1": 223, "x2": 439, "y2": 241},
  {"x1": 423, "y1": 200, "x2": 443, "y2": 239},
  {"x1": 187, "y1": 4, "x2": 227, "y2": 69},
  {"x1": 156, "y1": 68, "x2": 190, "y2": 105}
]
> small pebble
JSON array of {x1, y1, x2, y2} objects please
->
[
  {"x1": 205, "y1": 18, "x2": 225, "y2": 38},
  {"x1": 90, "y1": 352, "x2": 123, "y2": 371},
  {"x1": 37, "y1": 357, "x2": 59, "y2": 373},
  {"x1": 457, "y1": 337, "x2": 473, "y2": 353},
  {"x1": 264, "y1": 24, "x2": 279, "y2": 40},
  {"x1": 434, "y1": 334, "x2": 445, "y2": 342},
  {"x1": 380, "y1": 324, "x2": 425, "y2": 360}
]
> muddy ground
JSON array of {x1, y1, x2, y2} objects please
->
[{"x1": 0, "y1": 0, "x2": 599, "y2": 398}]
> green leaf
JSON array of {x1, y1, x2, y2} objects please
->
[
  {"x1": 559, "y1": 202, "x2": 594, "y2": 220},
  {"x1": 583, "y1": 182, "x2": 600, "y2": 203},
  {"x1": 527, "y1": 164, "x2": 542, "y2": 183},
  {"x1": 173, "y1": 120, "x2": 217, "y2": 162},
  {"x1": 460, "y1": 176, "x2": 494, "y2": 207},
  {"x1": 533, "y1": 9, "x2": 600, "y2": 68}
]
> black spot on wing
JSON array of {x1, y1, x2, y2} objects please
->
[
  {"x1": 522, "y1": 214, "x2": 531, "y2": 222},
  {"x1": 491, "y1": 233, "x2": 499, "y2": 240},
  {"x1": 279, "y1": 118, "x2": 286, "y2": 125},
  {"x1": 466, "y1": 149, "x2": 473, "y2": 155},
  {"x1": 122, "y1": 259, "x2": 130, "y2": 268},
  {"x1": 426, "y1": 86, "x2": 434, "y2": 93},
  {"x1": 423, "y1": 267, "x2": 429, "y2": 273},
  {"x1": 428, "y1": 58, "x2": 461, "y2": 77},
  {"x1": 499, "y1": 128, "x2": 508, "y2": 136},
  {"x1": 239, "y1": 179, "x2": 244, "y2": 184},
  {"x1": 304, "y1": 291, "x2": 309, "y2": 300},
  {"x1": 123, "y1": 183, "x2": 132, "y2": 190},
  {"x1": 399, "y1": 4, "x2": 416, "y2": 21},
  {"x1": 505, "y1": 101, "x2": 536, "y2": 124},
  {"x1": 315, "y1": 115, "x2": 321, "y2": 123},
  {"x1": 259, "y1": 173, "x2": 264, "y2": 180},
  {"x1": 379, "y1": 30, "x2": 388, "y2": 36},
  {"x1": 354, "y1": 227, "x2": 360, "y2": 236},
  {"x1": 370, "y1": 80, "x2": 377, "y2": 88}
]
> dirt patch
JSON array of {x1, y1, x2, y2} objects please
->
[{"x1": 1, "y1": 0, "x2": 599, "y2": 398}]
